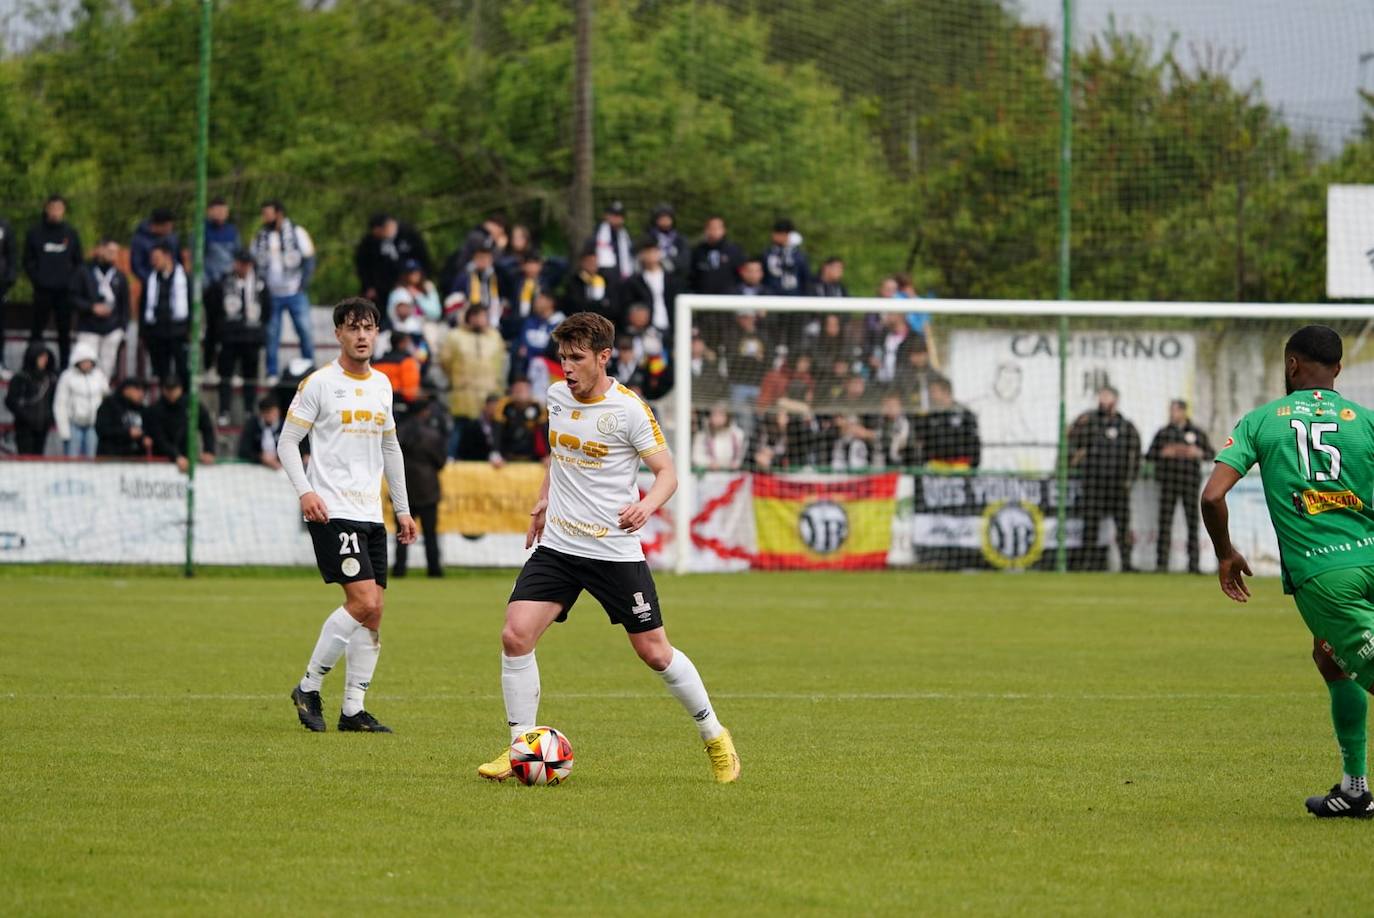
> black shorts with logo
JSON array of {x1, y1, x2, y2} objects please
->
[
  {"x1": 510, "y1": 546, "x2": 662, "y2": 633},
  {"x1": 308, "y1": 519, "x2": 389, "y2": 588}
]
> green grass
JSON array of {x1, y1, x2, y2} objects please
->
[{"x1": 2, "y1": 569, "x2": 1359, "y2": 915}]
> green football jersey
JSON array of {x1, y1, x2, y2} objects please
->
[{"x1": 1216, "y1": 387, "x2": 1374, "y2": 593}]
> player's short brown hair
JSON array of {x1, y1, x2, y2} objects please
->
[
  {"x1": 333, "y1": 297, "x2": 381, "y2": 328},
  {"x1": 553, "y1": 312, "x2": 615, "y2": 354}
]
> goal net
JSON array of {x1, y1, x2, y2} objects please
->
[{"x1": 670, "y1": 296, "x2": 1374, "y2": 574}]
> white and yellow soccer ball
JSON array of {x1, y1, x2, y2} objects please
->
[{"x1": 510, "y1": 726, "x2": 574, "y2": 786}]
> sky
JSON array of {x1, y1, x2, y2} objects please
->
[{"x1": 1015, "y1": 0, "x2": 1374, "y2": 151}]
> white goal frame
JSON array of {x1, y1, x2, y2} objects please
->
[{"x1": 671, "y1": 294, "x2": 1374, "y2": 574}]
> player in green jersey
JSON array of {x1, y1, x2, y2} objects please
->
[{"x1": 1202, "y1": 325, "x2": 1374, "y2": 818}]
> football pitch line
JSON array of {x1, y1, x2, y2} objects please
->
[{"x1": 0, "y1": 690, "x2": 1312, "y2": 702}]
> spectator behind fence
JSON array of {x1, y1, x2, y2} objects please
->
[
  {"x1": 236, "y1": 396, "x2": 282, "y2": 468},
  {"x1": 0, "y1": 211, "x2": 15, "y2": 376},
  {"x1": 355, "y1": 213, "x2": 432, "y2": 305},
  {"x1": 689, "y1": 215, "x2": 745, "y2": 296},
  {"x1": 692, "y1": 403, "x2": 747, "y2": 471},
  {"x1": 735, "y1": 257, "x2": 767, "y2": 297},
  {"x1": 511, "y1": 289, "x2": 563, "y2": 381},
  {"x1": 375, "y1": 330, "x2": 424, "y2": 411},
  {"x1": 450, "y1": 237, "x2": 503, "y2": 331},
  {"x1": 145, "y1": 377, "x2": 216, "y2": 474},
  {"x1": 509, "y1": 251, "x2": 548, "y2": 335},
  {"x1": 5, "y1": 342, "x2": 57, "y2": 455},
  {"x1": 387, "y1": 258, "x2": 442, "y2": 356},
  {"x1": 622, "y1": 234, "x2": 680, "y2": 339},
  {"x1": 1069, "y1": 385, "x2": 1141, "y2": 572},
  {"x1": 917, "y1": 379, "x2": 980, "y2": 469},
  {"x1": 1146, "y1": 398, "x2": 1214, "y2": 574},
  {"x1": 875, "y1": 393, "x2": 913, "y2": 468},
  {"x1": 252, "y1": 199, "x2": 316, "y2": 380},
  {"x1": 564, "y1": 241, "x2": 614, "y2": 324},
  {"x1": 395, "y1": 397, "x2": 447, "y2": 578},
  {"x1": 95, "y1": 376, "x2": 148, "y2": 458},
  {"x1": 70, "y1": 238, "x2": 131, "y2": 380},
  {"x1": 497, "y1": 378, "x2": 548, "y2": 462},
  {"x1": 690, "y1": 331, "x2": 727, "y2": 405},
  {"x1": 763, "y1": 218, "x2": 810, "y2": 296},
  {"x1": 896, "y1": 338, "x2": 947, "y2": 414},
  {"x1": 210, "y1": 249, "x2": 270, "y2": 425},
  {"x1": 497, "y1": 223, "x2": 536, "y2": 298},
  {"x1": 141, "y1": 242, "x2": 191, "y2": 387},
  {"x1": 831, "y1": 413, "x2": 875, "y2": 470},
  {"x1": 750, "y1": 406, "x2": 811, "y2": 470},
  {"x1": 810, "y1": 257, "x2": 848, "y2": 298},
  {"x1": 591, "y1": 200, "x2": 634, "y2": 287},
  {"x1": 201, "y1": 197, "x2": 241, "y2": 374},
  {"x1": 647, "y1": 203, "x2": 685, "y2": 276},
  {"x1": 23, "y1": 195, "x2": 83, "y2": 369},
  {"x1": 129, "y1": 207, "x2": 178, "y2": 286},
  {"x1": 53, "y1": 341, "x2": 108, "y2": 458},
  {"x1": 456, "y1": 393, "x2": 504, "y2": 464},
  {"x1": 441, "y1": 303, "x2": 507, "y2": 457}
]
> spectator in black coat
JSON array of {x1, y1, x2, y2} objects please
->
[
  {"x1": 210, "y1": 250, "x2": 271, "y2": 424},
  {"x1": 5, "y1": 342, "x2": 57, "y2": 454},
  {"x1": 647, "y1": 203, "x2": 686, "y2": 276},
  {"x1": 95, "y1": 377, "x2": 149, "y2": 458},
  {"x1": 563, "y1": 243, "x2": 617, "y2": 325},
  {"x1": 916, "y1": 379, "x2": 981, "y2": 469},
  {"x1": 145, "y1": 377, "x2": 216, "y2": 473},
  {"x1": 355, "y1": 213, "x2": 432, "y2": 305},
  {"x1": 69, "y1": 239, "x2": 131, "y2": 381},
  {"x1": 236, "y1": 397, "x2": 283, "y2": 468},
  {"x1": 1068, "y1": 386, "x2": 1142, "y2": 572},
  {"x1": 809, "y1": 257, "x2": 848, "y2": 298},
  {"x1": 23, "y1": 195, "x2": 83, "y2": 369},
  {"x1": 455, "y1": 394, "x2": 504, "y2": 464},
  {"x1": 688, "y1": 216, "x2": 745, "y2": 296},
  {"x1": 1145, "y1": 398, "x2": 1214, "y2": 573},
  {"x1": 497, "y1": 378, "x2": 547, "y2": 462},
  {"x1": 620, "y1": 236, "x2": 681, "y2": 341},
  {"x1": 763, "y1": 218, "x2": 810, "y2": 296},
  {"x1": 589, "y1": 200, "x2": 634, "y2": 287},
  {"x1": 0, "y1": 213, "x2": 15, "y2": 375},
  {"x1": 395, "y1": 398, "x2": 447, "y2": 577},
  {"x1": 129, "y1": 207, "x2": 178, "y2": 286},
  {"x1": 141, "y1": 242, "x2": 191, "y2": 386}
]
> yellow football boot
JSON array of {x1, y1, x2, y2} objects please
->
[
  {"x1": 477, "y1": 748, "x2": 513, "y2": 781},
  {"x1": 704, "y1": 728, "x2": 740, "y2": 783}
]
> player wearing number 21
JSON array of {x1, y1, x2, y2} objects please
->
[
  {"x1": 1202, "y1": 325, "x2": 1374, "y2": 818},
  {"x1": 476, "y1": 312, "x2": 741, "y2": 783},
  {"x1": 276, "y1": 298, "x2": 418, "y2": 733}
]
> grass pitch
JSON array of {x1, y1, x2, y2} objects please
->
[{"x1": 1, "y1": 568, "x2": 1361, "y2": 914}]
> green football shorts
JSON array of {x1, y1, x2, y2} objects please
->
[{"x1": 1294, "y1": 566, "x2": 1374, "y2": 690}]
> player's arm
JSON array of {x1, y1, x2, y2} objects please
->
[
  {"x1": 380, "y1": 429, "x2": 418, "y2": 545},
  {"x1": 619, "y1": 448, "x2": 676, "y2": 533},
  {"x1": 526, "y1": 461, "x2": 551, "y2": 549},
  {"x1": 1200, "y1": 462, "x2": 1253, "y2": 602},
  {"x1": 276, "y1": 377, "x2": 328, "y2": 523}
]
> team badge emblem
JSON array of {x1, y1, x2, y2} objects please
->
[
  {"x1": 597, "y1": 413, "x2": 619, "y2": 434},
  {"x1": 1223, "y1": 436, "x2": 1234, "y2": 448},
  {"x1": 341, "y1": 557, "x2": 361, "y2": 577},
  {"x1": 1342, "y1": 408, "x2": 1357, "y2": 421},
  {"x1": 356, "y1": 388, "x2": 364, "y2": 396}
]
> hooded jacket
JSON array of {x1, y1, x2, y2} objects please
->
[
  {"x1": 95, "y1": 389, "x2": 147, "y2": 458},
  {"x1": 23, "y1": 217, "x2": 83, "y2": 290},
  {"x1": 53, "y1": 342, "x2": 110, "y2": 440},
  {"x1": 4, "y1": 342, "x2": 57, "y2": 433}
]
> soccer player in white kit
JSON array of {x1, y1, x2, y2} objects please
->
[
  {"x1": 277, "y1": 297, "x2": 418, "y2": 732},
  {"x1": 477, "y1": 312, "x2": 740, "y2": 782}
]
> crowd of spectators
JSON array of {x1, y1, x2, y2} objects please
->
[{"x1": 1, "y1": 195, "x2": 978, "y2": 473}]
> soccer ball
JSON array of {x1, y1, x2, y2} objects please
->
[{"x1": 510, "y1": 726, "x2": 574, "y2": 786}]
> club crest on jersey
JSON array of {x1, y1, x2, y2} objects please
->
[
  {"x1": 1342, "y1": 408, "x2": 1357, "y2": 421},
  {"x1": 1313, "y1": 391, "x2": 1324, "y2": 400},
  {"x1": 355, "y1": 388, "x2": 364, "y2": 396},
  {"x1": 571, "y1": 409, "x2": 582, "y2": 420},
  {"x1": 597, "y1": 413, "x2": 619, "y2": 434}
]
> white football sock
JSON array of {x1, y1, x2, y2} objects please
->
[
  {"x1": 659, "y1": 648, "x2": 724, "y2": 742},
  {"x1": 502, "y1": 651, "x2": 540, "y2": 741},
  {"x1": 1343, "y1": 773, "x2": 1369, "y2": 796},
  {"x1": 300, "y1": 607, "x2": 362, "y2": 692},
  {"x1": 341, "y1": 628, "x2": 380, "y2": 716}
]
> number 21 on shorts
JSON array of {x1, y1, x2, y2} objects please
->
[{"x1": 338, "y1": 531, "x2": 361, "y2": 555}]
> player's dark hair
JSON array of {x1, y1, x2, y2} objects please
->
[
  {"x1": 1286, "y1": 325, "x2": 1342, "y2": 366},
  {"x1": 332, "y1": 297, "x2": 380, "y2": 328},
  {"x1": 553, "y1": 311, "x2": 615, "y2": 354}
]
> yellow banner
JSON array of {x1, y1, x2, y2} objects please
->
[{"x1": 385, "y1": 462, "x2": 545, "y2": 534}]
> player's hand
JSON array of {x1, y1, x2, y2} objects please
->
[
  {"x1": 617, "y1": 501, "x2": 652, "y2": 532},
  {"x1": 526, "y1": 498, "x2": 548, "y2": 549},
  {"x1": 300, "y1": 491, "x2": 329, "y2": 524},
  {"x1": 175, "y1": 456, "x2": 190, "y2": 474},
  {"x1": 395, "y1": 513, "x2": 418, "y2": 545},
  {"x1": 1216, "y1": 550, "x2": 1253, "y2": 603}
]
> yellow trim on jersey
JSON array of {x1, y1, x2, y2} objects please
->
[
  {"x1": 296, "y1": 368, "x2": 326, "y2": 392},
  {"x1": 286, "y1": 411, "x2": 313, "y2": 429},
  {"x1": 339, "y1": 364, "x2": 372, "y2": 380},
  {"x1": 569, "y1": 382, "x2": 608, "y2": 404},
  {"x1": 639, "y1": 444, "x2": 667, "y2": 459},
  {"x1": 617, "y1": 383, "x2": 667, "y2": 446}
]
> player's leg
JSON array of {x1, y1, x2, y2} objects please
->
[
  {"x1": 480, "y1": 548, "x2": 580, "y2": 780},
  {"x1": 1294, "y1": 569, "x2": 1374, "y2": 817},
  {"x1": 588, "y1": 560, "x2": 740, "y2": 783},
  {"x1": 418, "y1": 503, "x2": 442, "y2": 576},
  {"x1": 1112, "y1": 487, "x2": 1134, "y2": 572},
  {"x1": 337, "y1": 523, "x2": 391, "y2": 731},
  {"x1": 1182, "y1": 484, "x2": 1202, "y2": 573}
]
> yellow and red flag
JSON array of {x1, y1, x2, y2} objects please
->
[{"x1": 752, "y1": 473, "x2": 899, "y2": 570}]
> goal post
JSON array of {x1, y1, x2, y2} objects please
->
[{"x1": 671, "y1": 295, "x2": 1374, "y2": 575}]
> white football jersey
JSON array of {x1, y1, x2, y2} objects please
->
[
  {"x1": 285, "y1": 360, "x2": 396, "y2": 523},
  {"x1": 542, "y1": 380, "x2": 667, "y2": 561}
]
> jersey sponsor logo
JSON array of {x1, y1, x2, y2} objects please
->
[
  {"x1": 630, "y1": 591, "x2": 653, "y2": 622},
  {"x1": 1342, "y1": 408, "x2": 1357, "y2": 421},
  {"x1": 549, "y1": 514, "x2": 609, "y2": 539},
  {"x1": 596, "y1": 413, "x2": 619, "y2": 434},
  {"x1": 571, "y1": 409, "x2": 582, "y2": 420},
  {"x1": 1299, "y1": 488, "x2": 1365, "y2": 515},
  {"x1": 1276, "y1": 406, "x2": 1291, "y2": 417},
  {"x1": 1223, "y1": 436, "x2": 1234, "y2": 448}
]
